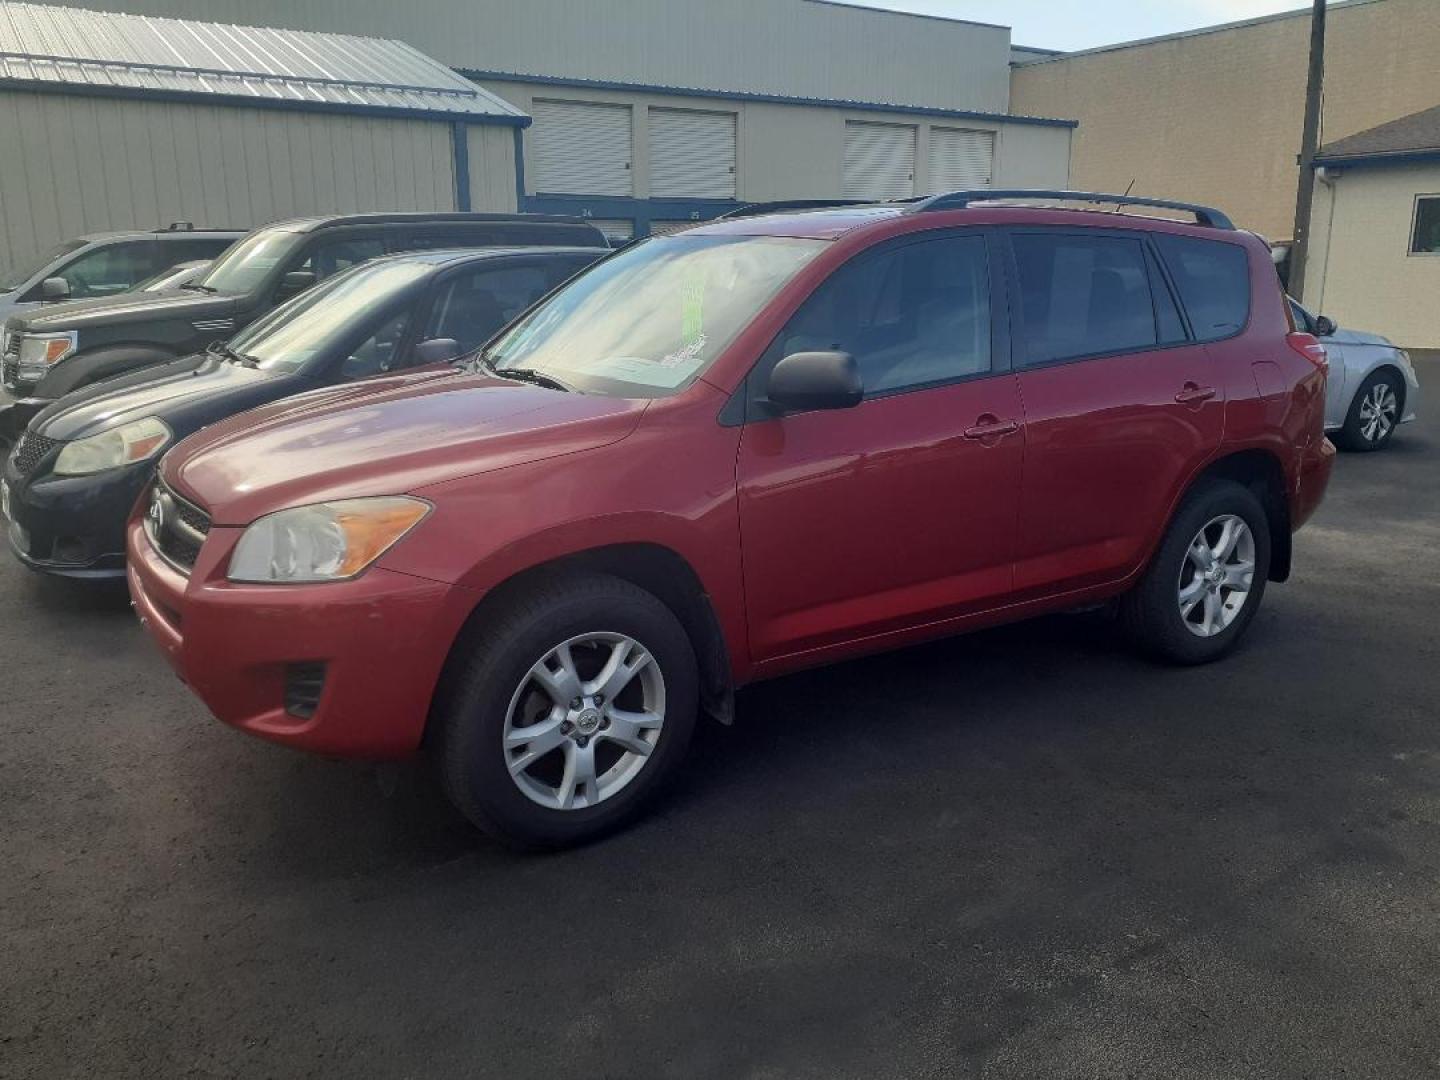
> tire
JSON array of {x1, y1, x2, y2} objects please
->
[
  {"x1": 1337, "y1": 369, "x2": 1404, "y2": 452},
  {"x1": 434, "y1": 571, "x2": 698, "y2": 850},
  {"x1": 1119, "y1": 479, "x2": 1272, "y2": 665}
]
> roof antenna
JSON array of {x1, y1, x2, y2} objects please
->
[{"x1": 1110, "y1": 178, "x2": 1136, "y2": 213}]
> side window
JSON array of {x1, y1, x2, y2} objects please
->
[
  {"x1": 54, "y1": 241, "x2": 163, "y2": 298},
  {"x1": 292, "y1": 237, "x2": 386, "y2": 282},
  {"x1": 772, "y1": 235, "x2": 991, "y2": 397},
  {"x1": 339, "y1": 311, "x2": 413, "y2": 381},
  {"x1": 423, "y1": 265, "x2": 557, "y2": 354},
  {"x1": 164, "y1": 238, "x2": 236, "y2": 263},
  {"x1": 1154, "y1": 234, "x2": 1251, "y2": 341},
  {"x1": 400, "y1": 228, "x2": 499, "y2": 252},
  {"x1": 1012, "y1": 233, "x2": 1158, "y2": 365},
  {"x1": 1146, "y1": 248, "x2": 1188, "y2": 345}
]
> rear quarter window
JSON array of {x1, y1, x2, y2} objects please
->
[{"x1": 1154, "y1": 234, "x2": 1251, "y2": 342}]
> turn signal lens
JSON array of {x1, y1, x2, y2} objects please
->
[{"x1": 1286, "y1": 331, "x2": 1328, "y2": 370}]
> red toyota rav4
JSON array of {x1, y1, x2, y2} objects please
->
[{"x1": 128, "y1": 191, "x2": 1334, "y2": 848}]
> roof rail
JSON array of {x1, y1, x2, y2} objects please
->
[
  {"x1": 718, "y1": 199, "x2": 870, "y2": 220},
  {"x1": 907, "y1": 189, "x2": 1236, "y2": 230}
]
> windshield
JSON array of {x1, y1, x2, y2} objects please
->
[
  {"x1": 223, "y1": 259, "x2": 430, "y2": 374},
  {"x1": 485, "y1": 234, "x2": 828, "y2": 396},
  {"x1": 0, "y1": 239, "x2": 86, "y2": 291},
  {"x1": 197, "y1": 228, "x2": 306, "y2": 295}
]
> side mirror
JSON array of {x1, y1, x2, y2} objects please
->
[
  {"x1": 766, "y1": 351, "x2": 863, "y2": 412},
  {"x1": 40, "y1": 277, "x2": 71, "y2": 301},
  {"x1": 413, "y1": 337, "x2": 461, "y2": 365},
  {"x1": 1314, "y1": 315, "x2": 1337, "y2": 338},
  {"x1": 279, "y1": 270, "x2": 317, "y2": 296}
]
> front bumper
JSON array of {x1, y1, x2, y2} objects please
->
[
  {"x1": 126, "y1": 514, "x2": 480, "y2": 759},
  {"x1": 3, "y1": 457, "x2": 149, "y2": 578}
]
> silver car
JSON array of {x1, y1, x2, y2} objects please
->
[{"x1": 1291, "y1": 299, "x2": 1422, "y2": 452}]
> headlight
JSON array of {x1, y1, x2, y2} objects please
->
[
  {"x1": 53, "y1": 417, "x2": 172, "y2": 476},
  {"x1": 16, "y1": 332, "x2": 77, "y2": 382},
  {"x1": 228, "y1": 497, "x2": 430, "y2": 583}
]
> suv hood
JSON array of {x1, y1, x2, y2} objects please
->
[
  {"x1": 34, "y1": 353, "x2": 288, "y2": 442},
  {"x1": 161, "y1": 368, "x2": 649, "y2": 526},
  {"x1": 12, "y1": 289, "x2": 236, "y2": 333}
]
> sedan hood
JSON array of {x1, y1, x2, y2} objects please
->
[
  {"x1": 13, "y1": 289, "x2": 235, "y2": 333},
  {"x1": 34, "y1": 354, "x2": 289, "y2": 442},
  {"x1": 1325, "y1": 324, "x2": 1395, "y2": 348},
  {"x1": 161, "y1": 368, "x2": 649, "y2": 525}
]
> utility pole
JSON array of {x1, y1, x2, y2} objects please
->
[{"x1": 1289, "y1": 0, "x2": 1327, "y2": 301}]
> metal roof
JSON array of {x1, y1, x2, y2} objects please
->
[{"x1": 0, "y1": 1, "x2": 527, "y2": 123}]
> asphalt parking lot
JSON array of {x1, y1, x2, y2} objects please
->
[{"x1": 4, "y1": 363, "x2": 1439, "y2": 1080}]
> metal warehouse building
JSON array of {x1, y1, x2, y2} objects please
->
[
  {"x1": 0, "y1": 2, "x2": 529, "y2": 271},
  {"x1": 11, "y1": 0, "x2": 1074, "y2": 251}
]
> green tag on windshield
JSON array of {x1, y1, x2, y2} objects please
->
[{"x1": 680, "y1": 274, "x2": 705, "y2": 346}]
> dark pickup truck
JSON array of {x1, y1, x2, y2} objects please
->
[{"x1": 0, "y1": 211, "x2": 608, "y2": 440}]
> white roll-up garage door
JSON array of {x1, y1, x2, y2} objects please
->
[
  {"x1": 531, "y1": 100, "x2": 633, "y2": 196},
  {"x1": 842, "y1": 121, "x2": 916, "y2": 201},
  {"x1": 650, "y1": 109, "x2": 737, "y2": 199},
  {"x1": 928, "y1": 127, "x2": 995, "y2": 193}
]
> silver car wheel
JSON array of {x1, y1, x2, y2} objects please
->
[
  {"x1": 1358, "y1": 381, "x2": 1399, "y2": 443},
  {"x1": 502, "y1": 631, "x2": 666, "y2": 811},
  {"x1": 1178, "y1": 514, "x2": 1256, "y2": 638}
]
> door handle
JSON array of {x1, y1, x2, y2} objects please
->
[
  {"x1": 962, "y1": 417, "x2": 1020, "y2": 441},
  {"x1": 1175, "y1": 383, "x2": 1218, "y2": 405}
]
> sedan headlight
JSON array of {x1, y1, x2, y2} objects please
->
[
  {"x1": 16, "y1": 331, "x2": 78, "y2": 382},
  {"x1": 53, "y1": 417, "x2": 172, "y2": 476},
  {"x1": 228, "y1": 497, "x2": 430, "y2": 583}
]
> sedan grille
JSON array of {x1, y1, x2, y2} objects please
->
[
  {"x1": 11, "y1": 431, "x2": 57, "y2": 476},
  {"x1": 144, "y1": 481, "x2": 211, "y2": 574}
]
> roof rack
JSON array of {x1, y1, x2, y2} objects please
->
[
  {"x1": 718, "y1": 199, "x2": 870, "y2": 220},
  {"x1": 907, "y1": 189, "x2": 1236, "y2": 230}
]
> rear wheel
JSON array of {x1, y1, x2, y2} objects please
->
[
  {"x1": 1120, "y1": 479, "x2": 1272, "y2": 664},
  {"x1": 1338, "y1": 370, "x2": 1404, "y2": 452},
  {"x1": 435, "y1": 572, "x2": 698, "y2": 849}
]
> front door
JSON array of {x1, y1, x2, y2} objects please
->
[
  {"x1": 736, "y1": 231, "x2": 1025, "y2": 663},
  {"x1": 1005, "y1": 228, "x2": 1228, "y2": 596}
]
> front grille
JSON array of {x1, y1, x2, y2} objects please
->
[
  {"x1": 11, "y1": 431, "x2": 57, "y2": 476},
  {"x1": 144, "y1": 481, "x2": 211, "y2": 573},
  {"x1": 2, "y1": 356, "x2": 18, "y2": 388}
]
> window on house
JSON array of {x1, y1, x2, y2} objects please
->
[{"x1": 1411, "y1": 197, "x2": 1440, "y2": 254}]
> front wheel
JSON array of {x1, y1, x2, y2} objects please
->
[
  {"x1": 1338, "y1": 370, "x2": 1404, "y2": 452},
  {"x1": 434, "y1": 572, "x2": 698, "y2": 849},
  {"x1": 1120, "y1": 479, "x2": 1272, "y2": 665}
]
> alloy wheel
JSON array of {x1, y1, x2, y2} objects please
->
[
  {"x1": 1358, "y1": 381, "x2": 1399, "y2": 444},
  {"x1": 502, "y1": 632, "x2": 666, "y2": 810},
  {"x1": 1177, "y1": 514, "x2": 1256, "y2": 638}
]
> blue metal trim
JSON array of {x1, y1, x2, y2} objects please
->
[
  {"x1": 1316, "y1": 150, "x2": 1440, "y2": 170},
  {"x1": 451, "y1": 122, "x2": 471, "y2": 212},
  {"x1": 522, "y1": 195, "x2": 745, "y2": 237},
  {"x1": 463, "y1": 69, "x2": 1077, "y2": 129},
  {"x1": 513, "y1": 127, "x2": 527, "y2": 211},
  {"x1": 0, "y1": 76, "x2": 531, "y2": 125}
]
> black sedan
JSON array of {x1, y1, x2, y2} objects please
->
[{"x1": 1, "y1": 245, "x2": 604, "y2": 578}]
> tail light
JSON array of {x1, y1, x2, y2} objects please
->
[{"x1": 1286, "y1": 331, "x2": 1328, "y2": 371}]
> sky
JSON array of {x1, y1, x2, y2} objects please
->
[{"x1": 868, "y1": 0, "x2": 1318, "y2": 51}]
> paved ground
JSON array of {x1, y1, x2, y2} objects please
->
[{"x1": 4, "y1": 367, "x2": 1439, "y2": 1079}]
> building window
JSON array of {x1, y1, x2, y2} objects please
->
[{"x1": 1411, "y1": 196, "x2": 1440, "y2": 255}]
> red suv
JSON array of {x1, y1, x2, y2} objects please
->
[{"x1": 127, "y1": 191, "x2": 1334, "y2": 848}]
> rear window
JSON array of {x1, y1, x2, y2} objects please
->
[
  {"x1": 1012, "y1": 233, "x2": 1160, "y2": 365},
  {"x1": 1154, "y1": 234, "x2": 1251, "y2": 341}
]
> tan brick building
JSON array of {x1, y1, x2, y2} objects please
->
[{"x1": 1010, "y1": 0, "x2": 1440, "y2": 240}]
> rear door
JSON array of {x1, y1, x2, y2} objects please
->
[
  {"x1": 1006, "y1": 227, "x2": 1226, "y2": 595},
  {"x1": 736, "y1": 230, "x2": 1025, "y2": 663}
]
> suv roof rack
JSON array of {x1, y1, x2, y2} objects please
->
[
  {"x1": 718, "y1": 199, "x2": 870, "y2": 220},
  {"x1": 907, "y1": 189, "x2": 1236, "y2": 230}
]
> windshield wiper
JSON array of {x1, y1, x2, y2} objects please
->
[
  {"x1": 206, "y1": 343, "x2": 260, "y2": 369},
  {"x1": 180, "y1": 282, "x2": 217, "y2": 294},
  {"x1": 473, "y1": 351, "x2": 578, "y2": 393}
]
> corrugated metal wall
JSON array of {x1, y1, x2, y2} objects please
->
[
  {"x1": 63, "y1": 0, "x2": 1014, "y2": 116},
  {"x1": 0, "y1": 89, "x2": 467, "y2": 270}
]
